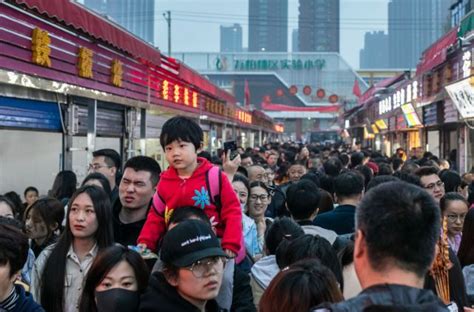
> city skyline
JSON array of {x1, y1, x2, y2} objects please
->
[{"x1": 153, "y1": 0, "x2": 389, "y2": 69}]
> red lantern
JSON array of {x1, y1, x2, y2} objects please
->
[
  {"x1": 303, "y1": 85, "x2": 312, "y2": 96},
  {"x1": 329, "y1": 94, "x2": 339, "y2": 103},
  {"x1": 276, "y1": 88, "x2": 284, "y2": 97},
  {"x1": 289, "y1": 85, "x2": 298, "y2": 95},
  {"x1": 263, "y1": 95, "x2": 271, "y2": 103},
  {"x1": 316, "y1": 88, "x2": 326, "y2": 98}
]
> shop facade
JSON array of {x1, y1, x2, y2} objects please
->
[{"x1": 0, "y1": 0, "x2": 277, "y2": 194}]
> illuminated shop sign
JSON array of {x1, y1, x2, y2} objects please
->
[
  {"x1": 378, "y1": 81, "x2": 418, "y2": 115},
  {"x1": 275, "y1": 124, "x2": 284, "y2": 133},
  {"x1": 215, "y1": 56, "x2": 326, "y2": 71}
]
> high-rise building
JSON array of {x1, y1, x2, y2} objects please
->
[
  {"x1": 83, "y1": 0, "x2": 155, "y2": 45},
  {"x1": 450, "y1": 0, "x2": 473, "y2": 27},
  {"x1": 298, "y1": 0, "x2": 339, "y2": 52},
  {"x1": 220, "y1": 24, "x2": 243, "y2": 52},
  {"x1": 388, "y1": 0, "x2": 451, "y2": 69},
  {"x1": 248, "y1": 0, "x2": 288, "y2": 52},
  {"x1": 292, "y1": 29, "x2": 299, "y2": 52},
  {"x1": 360, "y1": 31, "x2": 388, "y2": 69}
]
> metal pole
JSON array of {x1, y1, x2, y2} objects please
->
[{"x1": 163, "y1": 11, "x2": 171, "y2": 56}]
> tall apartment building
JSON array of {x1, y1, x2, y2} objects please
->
[
  {"x1": 360, "y1": 31, "x2": 389, "y2": 69},
  {"x1": 388, "y1": 0, "x2": 451, "y2": 68},
  {"x1": 84, "y1": 0, "x2": 155, "y2": 45},
  {"x1": 292, "y1": 29, "x2": 299, "y2": 52},
  {"x1": 298, "y1": 0, "x2": 339, "y2": 52},
  {"x1": 220, "y1": 24, "x2": 243, "y2": 52},
  {"x1": 248, "y1": 0, "x2": 288, "y2": 52}
]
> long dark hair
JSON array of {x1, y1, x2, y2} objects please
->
[
  {"x1": 458, "y1": 208, "x2": 474, "y2": 267},
  {"x1": 39, "y1": 185, "x2": 114, "y2": 312},
  {"x1": 50, "y1": 170, "x2": 77, "y2": 201},
  {"x1": 79, "y1": 245, "x2": 149, "y2": 312},
  {"x1": 24, "y1": 197, "x2": 64, "y2": 240}
]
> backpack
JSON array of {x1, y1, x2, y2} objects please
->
[{"x1": 152, "y1": 166, "x2": 222, "y2": 220}]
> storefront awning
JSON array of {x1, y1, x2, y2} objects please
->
[
  {"x1": 375, "y1": 119, "x2": 388, "y2": 130},
  {"x1": 401, "y1": 103, "x2": 422, "y2": 127},
  {"x1": 371, "y1": 124, "x2": 379, "y2": 134},
  {"x1": 458, "y1": 10, "x2": 474, "y2": 39},
  {"x1": 416, "y1": 28, "x2": 458, "y2": 76},
  {"x1": 13, "y1": 0, "x2": 162, "y2": 64}
]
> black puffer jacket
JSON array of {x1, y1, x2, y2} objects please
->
[
  {"x1": 139, "y1": 272, "x2": 226, "y2": 312},
  {"x1": 313, "y1": 284, "x2": 449, "y2": 312}
]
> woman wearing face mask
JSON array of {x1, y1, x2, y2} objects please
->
[
  {"x1": 79, "y1": 245, "x2": 149, "y2": 312},
  {"x1": 30, "y1": 185, "x2": 114, "y2": 312},
  {"x1": 24, "y1": 197, "x2": 64, "y2": 257},
  {"x1": 140, "y1": 219, "x2": 227, "y2": 311},
  {"x1": 247, "y1": 182, "x2": 273, "y2": 252},
  {"x1": 232, "y1": 175, "x2": 260, "y2": 263}
]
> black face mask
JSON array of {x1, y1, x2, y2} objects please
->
[{"x1": 95, "y1": 288, "x2": 140, "y2": 312}]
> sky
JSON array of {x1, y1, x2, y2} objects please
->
[{"x1": 153, "y1": 0, "x2": 389, "y2": 69}]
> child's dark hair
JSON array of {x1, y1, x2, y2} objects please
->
[
  {"x1": 24, "y1": 186, "x2": 39, "y2": 198},
  {"x1": 160, "y1": 116, "x2": 203, "y2": 150}
]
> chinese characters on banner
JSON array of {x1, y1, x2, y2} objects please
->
[
  {"x1": 77, "y1": 47, "x2": 93, "y2": 78},
  {"x1": 28, "y1": 26, "x2": 246, "y2": 123},
  {"x1": 31, "y1": 27, "x2": 51, "y2": 67}
]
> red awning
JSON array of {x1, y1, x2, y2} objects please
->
[
  {"x1": 416, "y1": 28, "x2": 458, "y2": 76},
  {"x1": 13, "y1": 0, "x2": 161, "y2": 64},
  {"x1": 357, "y1": 73, "x2": 405, "y2": 105},
  {"x1": 261, "y1": 102, "x2": 340, "y2": 112}
]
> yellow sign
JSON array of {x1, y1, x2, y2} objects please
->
[
  {"x1": 184, "y1": 88, "x2": 190, "y2": 105},
  {"x1": 162, "y1": 80, "x2": 169, "y2": 100},
  {"x1": 31, "y1": 27, "x2": 51, "y2": 67},
  {"x1": 371, "y1": 124, "x2": 379, "y2": 134},
  {"x1": 77, "y1": 47, "x2": 93, "y2": 78},
  {"x1": 375, "y1": 119, "x2": 388, "y2": 130},
  {"x1": 173, "y1": 84, "x2": 180, "y2": 103},
  {"x1": 110, "y1": 59, "x2": 123, "y2": 87},
  {"x1": 192, "y1": 91, "x2": 198, "y2": 108}
]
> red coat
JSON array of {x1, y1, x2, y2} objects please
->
[{"x1": 137, "y1": 158, "x2": 242, "y2": 253}]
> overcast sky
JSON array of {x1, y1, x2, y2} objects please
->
[{"x1": 153, "y1": 0, "x2": 389, "y2": 69}]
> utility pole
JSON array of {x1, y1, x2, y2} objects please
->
[{"x1": 163, "y1": 11, "x2": 171, "y2": 56}]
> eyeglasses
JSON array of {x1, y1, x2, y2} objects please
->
[
  {"x1": 88, "y1": 164, "x2": 111, "y2": 171},
  {"x1": 446, "y1": 214, "x2": 467, "y2": 223},
  {"x1": 424, "y1": 180, "x2": 444, "y2": 190},
  {"x1": 185, "y1": 256, "x2": 227, "y2": 278},
  {"x1": 249, "y1": 194, "x2": 269, "y2": 202}
]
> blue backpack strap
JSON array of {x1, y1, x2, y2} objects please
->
[{"x1": 206, "y1": 166, "x2": 222, "y2": 212}]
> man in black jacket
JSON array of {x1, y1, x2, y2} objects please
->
[{"x1": 313, "y1": 182, "x2": 448, "y2": 311}]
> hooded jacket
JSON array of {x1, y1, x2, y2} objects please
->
[
  {"x1": 313, "y1": 284, "x2": 449, "y2": 312},
  {"x1": 137, "y1": 157, "x2": 242, "y2": 253},
  {"x1": 249, "y1": 255, "x2": 279, "y2": 308},
  {"x1": 139, "y1": 272, "x2": 225, "y2": 312}
]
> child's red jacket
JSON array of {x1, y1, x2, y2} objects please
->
[{"x1": 137, "y1": 157, "x2": 242, "y2": 253}]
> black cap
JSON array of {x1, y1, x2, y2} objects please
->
[{"x1": 160, "y1": 220, "x2": 226, "y2": 267}]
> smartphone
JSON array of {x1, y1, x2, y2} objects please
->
[{"x1": 223, "y1": 140, "x2": 238, "y2": 160}]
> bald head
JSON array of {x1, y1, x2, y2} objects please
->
[{"x1": 247, "y1": 165, "x2": 266, "y2": 183}]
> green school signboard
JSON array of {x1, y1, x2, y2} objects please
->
[{"x1": 215, "y1": 57, "x2": 326, "y2": 71}]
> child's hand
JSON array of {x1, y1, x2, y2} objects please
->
[{"x1": 224, "y1": 249, "x2": 236, "y2": 259}]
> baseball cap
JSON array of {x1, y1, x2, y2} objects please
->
[{"x1": 160, "y1": 219, "x2": 226, "y2": 267}]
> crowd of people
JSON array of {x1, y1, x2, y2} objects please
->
[{"x1": 2, "y1": 116, "x2": 474, "y2": 311}]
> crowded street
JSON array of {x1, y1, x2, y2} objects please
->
[{"x1": 1, "y1": 0, "x2": 474, "y2": 311}]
